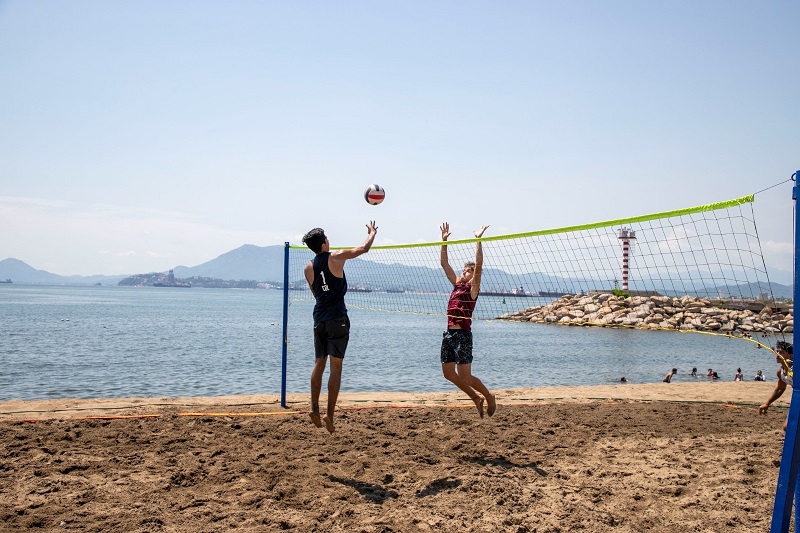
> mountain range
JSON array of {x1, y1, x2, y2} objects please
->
[
  {"x1": 0, "y1": 244, "x2": 794, "y2": 300},
  {"x1": 0, "y1": 258, "x2": 128, "y2": 286},
  {"x1": 0, "y1": 245, "x2": 287, "y2": 286}
]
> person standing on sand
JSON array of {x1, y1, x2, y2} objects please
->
[
  {"x1": 663, "y1": 368, "x2": 677, "y2": 383},
  {"x1": 302, "y1": 222, "x2": 378, "y2": 434},
  {"x1": 439, "y1": 222, "x2": 496, "y2": 418},
  {"x1": 759, "y1": 341, "x2": 793, "y2": 431}
]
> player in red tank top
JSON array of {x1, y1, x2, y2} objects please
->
[{"x1": 439, "y1": 222, "x2": 496, "y2": 418}]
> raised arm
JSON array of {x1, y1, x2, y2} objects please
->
[
  {"x1": 470, "y1": 225, "x2": 489, "y2": 299},
  {"x1": 332, "y1": 221, "x2": 378, "y2": 260},
  {"x1": 440, "y1": 222, "x2": 457, "y2": 286},
  {"x1": 759, "y1": 367, "x2": 787, "y2": 414},
  {"x1": 329, "y1": 221, "x2": 377, "y2": 275}
]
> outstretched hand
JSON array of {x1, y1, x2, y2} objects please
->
[
  {"x1": 440, "y1": 222, "x2": 451, "y2": 241},
  {"x1": 474, "y1": 225, "x2": 489, "y2": 238},
  {"x1": 366, "y1": 221, "x2": 378, "y2": 235}
]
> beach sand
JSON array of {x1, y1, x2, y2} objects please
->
[{"x1": 0, "y1": 382, "x2": 793, "y2": 531}]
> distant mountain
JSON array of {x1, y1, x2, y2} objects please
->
[
  {"x1": 0, "y1": 245, "x2": 290, "y2": 287},
  {"x1": 0, "y1": 258, "x2": 127, "y2": 285},
  {"x1": 172, "y1": 244, "x2": 287, "y2": 283}
]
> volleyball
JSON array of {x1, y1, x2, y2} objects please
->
[{"x1": 364, "y1": 184, "x2": 385, "y2": 205}]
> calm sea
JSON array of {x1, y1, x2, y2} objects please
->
[{"x1": 0, "y1": 285, "x2": 781, "y2": 401}]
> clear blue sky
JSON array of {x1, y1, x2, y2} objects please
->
[{"x1": 1, "y1": 1, "x2": 798, "y2": 281}]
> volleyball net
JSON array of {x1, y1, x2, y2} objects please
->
[{"x1": 285, "y1": 194, "x2": 786, "y2": 337}]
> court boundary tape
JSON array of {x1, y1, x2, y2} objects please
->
[{"x1": 0, "y1": 397, "x2": 777, "y2": 424}]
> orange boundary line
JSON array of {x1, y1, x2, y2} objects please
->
[
  {"x1": 0, "y1": 398, "x2": 769, "y2": 423},
  {"x1": 72, "y1": 414, "x2": 163, "y2": 421},
  {"x1": 0, "y1": 403, "x2": 478, "y2": 423},
  {"x1": 178, "y1": 411, "x2": 300, "y2": 417}
]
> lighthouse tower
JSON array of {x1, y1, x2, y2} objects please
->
[{"x1": 617, "y1": 228, "x2": 636, "y2": 291}]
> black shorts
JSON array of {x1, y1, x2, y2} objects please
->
[
  {"x1": 441, "y1": 329, "x2": 473, "y2": 365},
  {"x1": 313, "y1": 316, "x2": 350, "y2": 359}
]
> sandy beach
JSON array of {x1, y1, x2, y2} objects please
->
[{"x1": 0, "y1": 382, "x2": 794, "y2": 531}]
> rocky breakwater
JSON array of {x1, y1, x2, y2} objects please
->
[{"x1": 498, "y1": 293, "x2": 793, "y2": 335}]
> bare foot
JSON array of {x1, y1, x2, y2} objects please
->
[
  {"x1": 487, "y1": 394, "x2": 496, "y2": 417},
  {"x1": 474, "y1": 397, "x2": 484, "y2": 419},
  {"x1": 309, "y1": 411, "x2": 323, "y2": 428},
  {"x1": 323, "y1": 415, "x2": 335, "y2": 434}
]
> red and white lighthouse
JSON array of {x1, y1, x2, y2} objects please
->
[{"x1": 617, "y1": 228, "x2": 636, "y2": 291}]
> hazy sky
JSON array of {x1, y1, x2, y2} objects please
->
[{"x1": 1, "y1": 1, "x2": 798, "y2": 279}]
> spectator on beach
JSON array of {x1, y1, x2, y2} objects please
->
[
  {"x1": 663, "y1": 368, "x2": 677, "y2": 383},
  {"x1": 690, "y1": 367, "x2": 698, "y2": 377},
  {"x1": 302, "y1": 221, "x2": 378, "y2": 434},
  {"x1": 755, "y1": 370, "x2": 766, "y2": 381},
  {"x1": 439, "y1": 222, "x2": 495, "y2": 418},
  {"x1": 707, "y1": 368, "x2": 714, "y2": 377},
  {"x1": 759, "y1": 341, "x2": 794, "y2": 431},
  {"x1": 734, "y1": 368, "x2": 744, "y2": 381}
]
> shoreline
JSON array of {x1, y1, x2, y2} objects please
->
[{"x1": 0, "y1": 381, "x2": 782, "y2": 421}]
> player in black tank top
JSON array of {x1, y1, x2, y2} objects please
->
[
  {"x1": 310, "y1": 251, "x2": 348, "y2": 324},
  {"x1": 302, "y1": 222, "x2": 378, "y2": 434}
]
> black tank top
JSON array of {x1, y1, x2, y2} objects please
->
[{"x1": 311, "y1": 252, "x2": 348, "y2": 324}]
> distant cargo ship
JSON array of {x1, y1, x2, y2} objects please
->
[
  {"x1": 348, "y1": 286, "x2": 373, "y2": 293},
  {"x1": 538, "y1": 291, "x2": 568, "y2": 297},
  {"x1": 482, "y1": 287, "x2": 533, "y2": 297},
  {"x1": 0, "y1": 279, "x2": 11, "y2": 284}
]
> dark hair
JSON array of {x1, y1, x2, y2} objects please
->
[
  {"x1": 302, "y1": 228, "x2": 326, "y2": 254},
  {"x1": 777, "y1": 341, "x2": 793, "y2": 356}
]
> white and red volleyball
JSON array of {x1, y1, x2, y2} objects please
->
[{"x1": 364, "y1": 184, "x2": 385, "y2": 205}]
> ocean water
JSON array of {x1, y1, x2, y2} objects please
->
[{"x1": 0, "y1": 285, "x2": 783, "y2": 401}]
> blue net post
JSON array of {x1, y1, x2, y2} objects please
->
[
  {"x1": 280, "y1": 242, "x2": 290, "y2": 409},
  {"x1": 770, "y1": 171, "x2": 800, "y2": 532}
]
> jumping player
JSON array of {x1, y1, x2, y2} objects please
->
[
  {"x1": 439, "y1": 222, "x2": 496, "y2": 418},
  {"x1": 302, "y1": 221, "x2": 378, "y2": 433},
  {"x1": 759, "y1": 340, "x2": 793, "y2": 430}
]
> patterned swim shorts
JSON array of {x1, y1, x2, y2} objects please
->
[{"x1": 440, "y1": 329, "x2": 473, "y2": 365}]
